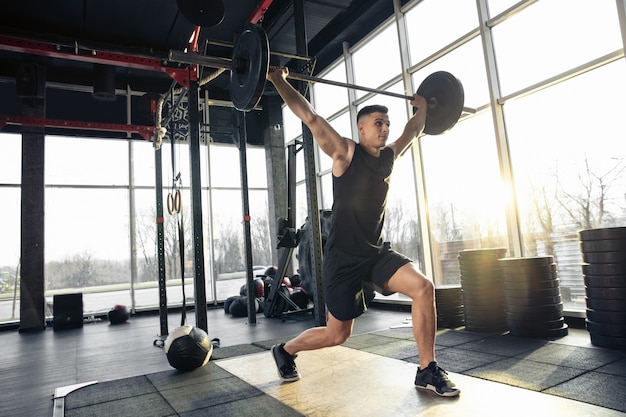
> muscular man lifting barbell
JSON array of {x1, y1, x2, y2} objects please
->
[{"x1": 268, "y1": 66, "x2": 460, "y2": 397}]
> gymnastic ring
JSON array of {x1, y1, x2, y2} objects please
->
[
  {"x1": 167, "y1": 192, "x2": 175, "y2": 215},
  {"x1": 174, "y1": 189, "x2": 182, "y2": 213}
]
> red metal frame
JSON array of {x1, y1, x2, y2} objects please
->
[
  {"x1": 0, "y1": 1, "x2": 276, "y2": 139},
  {"x1": 248, "y1": 0, "x2": 274, "y2": 23},
  {"x1": 0, "y1": 34, "x2": 192, "y2": 89},
  {"x1": 0, "y1": 115, "x2": 155, "y2": 141}
]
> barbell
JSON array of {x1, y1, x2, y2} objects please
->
[{"x1": 168, "y1": 23, "x2": 465, "y2": 135}]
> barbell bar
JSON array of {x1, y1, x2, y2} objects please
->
[{"x1": 168, "y1": 23, "x2": 465, "y2": 135}]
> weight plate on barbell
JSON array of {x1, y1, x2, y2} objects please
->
[
  {"x1": 416, "y1": 71, "x2": 464, "y2": 135},
  {"x1": 230, "y1": 23, "x2": 270, "y2": 112},
  {"x1": 177, "y1": 0, "x2": 225, "y2": 27}
]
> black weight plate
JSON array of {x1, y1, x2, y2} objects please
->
[
  {"x1": 460, "y1": 278, "x2": 503, "y2": 289},
  {"x1": 506, "y1": 302, "x2": 563, "y2": 315},
  {"x1": 584, "y1": 275, "x2": 626, "y2": 288},
  {"x1": 583, "y1": 263, "x2": 626, "y2": 276},
  {"x1": 460, "y1": 269, "x2": 503, "y2": 278},
  {"x1": 438, "y1": 311, "x2": 465, "y2": 320},
  {"x1": 436, "y1": 284, "x2": 463, "y2": 291},
  {"x1": 436, "y1": 300, "x2": 463, "y2": 309},
  {"x1": 585, "y1": 297, "x2": 626, "y2": 312},
  {"x1": 462, "y1": 291, "x2": 504, "y2": 302},
  {"x1": 505, "y1": 294, "x2": 562, "y2": 306},
  {"x1": 438, "y1": 321, "x2": 465, "y2": 328},
  {"x1": 436, "y1": 296, "x2": 463, "y2": 304},
  {"x1": 502, "y1": 286, "x2": 561, "y2": 299},
  {"x1": 464, "y1": 310, "x2": 502, "y2": 319},
  {"x1": 439, "y1": 313, "x2": 465, "y2": 320},
  {"x1": 499, "y1": 256, "x2": 554, "y2": 266},
  {"x1": 437, "y1": 305, "x2": 464, "y2": 315},
  {"x1": 230, "y1": 24, "x2": 270, "y2": 111},
  {"x1": 436, "y1": 298, "x2": 463, "y2": 307},
  {"x1": 438, "y1": 313, "x2": 465, "y2": 320},
  {"x1": 586, "y1": 320, "x2": 626, "y2": 338},
  {"x1": 586, "y1": 309, "x2": 626, "y2": 324},
  {"x1": 590, "y1": 333, "x2": 626, "y2": 350},
  {"x1": 464, "y1": 318, "x2": 506, "y2": 327},
  {"x1": 503, "y1": 279, "x2": 560, "y2": 291},
  {"x1": 435, "y1": 292, "x2": 463, "y2": 301},
  {"x1": 462, "y1": 294, "x2": 502, "y2": 304},
  {"x1": 436, "y1": 285, "x2": 463, "y2": 292},
  {"x1": 463, "y1": 313, "x2": 507, "y2": 322},
  {"x1": 581, "y1": 239, "x2": 626, "y2": 253},
  {"x1": 436, "y1": 294, "x2": 463, "y2": 303},
  {"x1": 502, "y1": 270, "x2": 558, "y2": 283},
  {"x1": 460, "y1": 269, "x2": 504, "y2": 281},
  {"x1": 177, "y1": 0, "x2": 225, "y2": 27},
  {"x1": 438, "y1": 322, "x2": 465, "y2": 329},
  {"x1": 506, "y1": 309, "x2": 564, "y2": 322},
  {"x1": 459, "y1": 264, "x2": 503, "y2": 275},
  {"x1": 509, "y1": 325, "x2": 568, "y2": 339},
  {"x1": 507, "y1": 318, "x2": 565, "y2": 331},
  {"x1": 500, "y1": 263, "x2": 557, "y2": 276},
  {"x1": 586, "y1": 287, "x2": 626, "y2": 300},
  {"x1": 462, "y1": 300, "x2": 504, "y2": 310},
  {"x1": 439, "y1": 307, "x2": 465, "y2": 316},
  {"x1": 582, "y1": 251, "x2": 626, "y2": 264},
  {"x1": 579, "y1": 226, "x2": 626, "y2": 241},
  {"x1": 463, "y1": 299, "x2": 504, "y2": 308},
  {"x1": 417, "y1": 71, "x2": 464, "y2": 135}
]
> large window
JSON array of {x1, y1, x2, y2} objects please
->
[
  {"x1": 0, "y1": 128, "x2": 271, "y2": 323},
  {"x1": 504, "y1": 60, "x2": 626, "y2": 309},
  {"x1": 283, "y1": 0, "x2": 626, "y2": 314},
  {"x1": 492, "y1": 0, "x2": 623, "y2": 96},
  {"x1": 5, "y1": 0, "x2": 626, "y2": 323}
]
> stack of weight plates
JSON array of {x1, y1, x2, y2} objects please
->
[
  {"x1": 435, "y1": 285, "x2": 464, "y2": 329},
  {"x1": 499, "y1": 256, "x2": 568, "y2": 338},
  {"x1": 579, "y1": 226, "x2": 626, "y2": 350},
  {"x1": 458, "y1": 248, "x2": 508, "y2": 333}
]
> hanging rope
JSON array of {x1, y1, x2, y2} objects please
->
[{"x1": 153, "y1": 38, "x2": 226, "y2": 150}]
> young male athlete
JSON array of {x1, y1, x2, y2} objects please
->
[{"x1": 267, "y1": 66, "x2": 459, "y2": 397}]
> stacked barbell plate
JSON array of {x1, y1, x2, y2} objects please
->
[
  {"x1": 435, "y1": 284, "x2": 465, "y2": 329},
  {"x1": 500, "y1": 256, "x2": 568, "y2": 339},
  {"x1": 579, "y1": 226, "x2": 626, "y2": 350},
  {"x1": 458, "y1": 248, "x2": 508, "y2": 333}
]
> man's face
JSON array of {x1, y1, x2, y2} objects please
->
[{"x1": 358, "y1": 111, "x2": 390, "y2": 147}]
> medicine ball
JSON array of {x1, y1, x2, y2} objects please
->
[
  {"x1": 224, "y1": 295, "x2": 238, "y2": 313},
  {"x1": 239, "y1": 278, "x2": 265, "y2": 298},
  {"x1": 229, "y1": 296, "x2": 260, "y2": 317},
  {"x1": 290, "y1": 274, "x2": 302, "y2": 287},
  {"x1": 264, "y1": 266, "x2": 277, "y2": 277},
  {"x1": 108, "y1": 304, "x2": 130, "y2": 324},
  {"x1": 164, "y1": 325, "x2": 213, "y2": 371},
  {"x1": 289, "y1": 289, "x2": 309, "y2": 310}
]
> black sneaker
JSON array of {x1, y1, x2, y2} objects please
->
[
  {"x1": 271, "y1": 343, "x2": 300, "y2": 382},
  {"x1": 414, "y1": 361, "x2": 460, "y2": 397}
]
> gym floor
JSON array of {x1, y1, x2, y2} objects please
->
[{"x1": 1, "y1": 305, "x2": 625, "y2": 416}]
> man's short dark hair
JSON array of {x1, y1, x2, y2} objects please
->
[{"x1": 357, "y1": 105, "x2": 388, "y2": 122}]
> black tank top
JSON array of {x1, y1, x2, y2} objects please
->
[{"x1": 327, "y1": 143, "x2": 394, "y2": 256}]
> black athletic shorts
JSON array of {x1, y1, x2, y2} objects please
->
[{"x1": 322, "y1": 242, "x2": 412, "y2": 321}]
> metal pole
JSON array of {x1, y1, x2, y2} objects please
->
[
  {"x1": 155, "y1": 145, "x2": 168, "y2": 337},
  {"x1": 294, "y1": 0, "x2": 326, "y2": 327},
  {"x1": 167, "y1": 50, "x2": 414, "y2": 101},
  {"x1": 238, "y1": 112, "x2": 257, "y2": 325},
  {"x1": 286, "y1": 72, "x2": 414, "y2": 100},
  {"x1": 188, "y1": 76, "x2": 209, "y2": 332}
]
